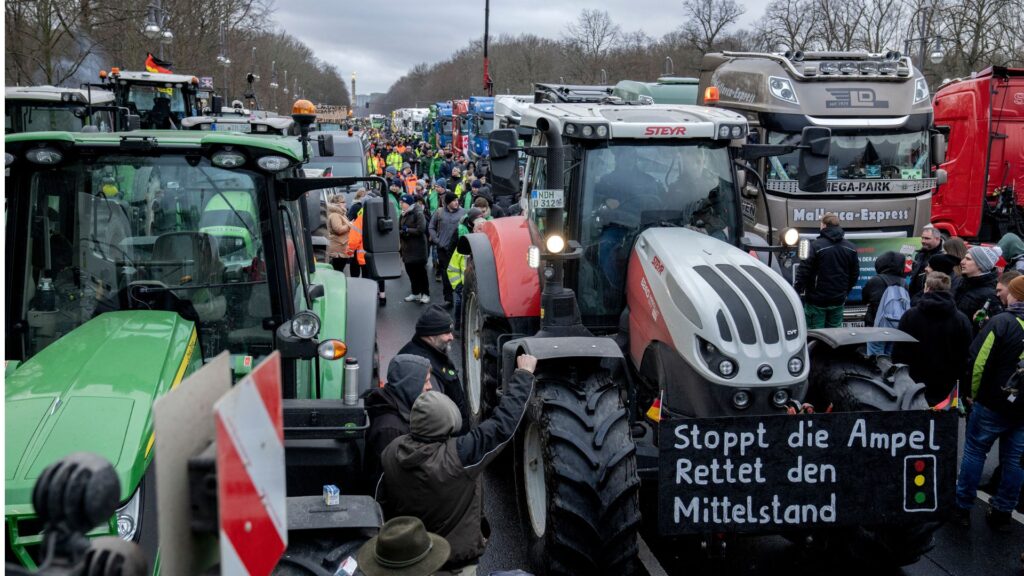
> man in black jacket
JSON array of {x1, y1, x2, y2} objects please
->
[
  {"x1": 955, "y1": 245, "x2": 1003, "y2": 333},
  {"x1": 379, "y1": 353, "x2": 537, "y2": 573},
  {"x1": 892, "y1": 272, "x2": 972, "y2": 405},
  {"x1": 398, "y1": 305, "x2": 470, "y2": 435},
  {"x1": 954, "y1": 275, "x2": 1024, "y2": 530},
  {"x1": 364, "y1": 354, "x2": 433, "y2": 492},
  {"x1": 909, "y1": 225, "x2": 944, "y2": 298},
  {"x1": 793, "y1": 213, "x2": 860, "y2": 328}
]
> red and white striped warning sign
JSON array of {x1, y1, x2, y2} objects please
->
[{"x1": 215, "y1": 352, "x2": 287, "y2": 575}]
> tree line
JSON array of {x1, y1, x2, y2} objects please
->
[
  {"x1": 4, "y1": 0, "x2": 350, "y2": 113},
  {"x1": 373, "y1": 0, "x2": 1022, "y2": 113}
]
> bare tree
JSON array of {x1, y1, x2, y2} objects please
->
[
  {"x1": 856, "y1": 0, "x2": 904, "y2": 52},
  {"x1": 815, "y1": 0, "x2": 864, "y2": 50},
  {"x1": 562, "y1": 9, "x2": 621, "y2": 82},
  {"x1": 756, "y1": 0, "x2": 820, "y2": 51},
  {"x1": 681, "y1": 0, "x2": 746, "y2": 52}
]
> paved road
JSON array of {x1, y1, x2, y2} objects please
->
[{"x1": 374, "y1": 264, "x2": 1023, "y2": 576}]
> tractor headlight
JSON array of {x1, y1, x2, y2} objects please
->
[
  {"x1": 527, "y1": 245, "x2": 541, "y2": 269},
  {"x1": 545, "y1": 234, "x2": 565, "y2": 254},
  {"x1": 788, "y1": 355, "x2": 805, "y2": 375},
  {"x1": 698, "y1": 336, "x2": 738, "y2": 379},
  {"x1": 718, "y1": 359, "x2": 736, "y2": 377},
  {"x1": 582, "y1": 125, "x2": 594, "y2": 137},
  {"x1": 781, "y1": 227, "x2": 800, "y2": 247},
  {"x1": 768, "y1": 76, "x2": 799, "y2": 104},
  {"x1": 718, "y1": 125, "x2": 731, "y2": 138},
  {"x1": 596, "y1": 125, "x2": 609, "y2": 138},
  {"x1": 211, "y1": 150, "x2": 247, "y2": 169},
  {"x1": 257, "y1": 155, "x2": 291, "y2": 172},
  {"x1": 26, "y1": 147, "x2": 63, "y2": 165},
  {"x1": 5, "y1": 152, "x2": 15, "y2": 166},
  {"x1": 798, "y1": 238, "x2": 811, "y2": 260},
  {"x1": 732, "y1": 390, "x2": 751, "y2": 410},
  {"x1": 115, "y1": 485, "x2": 142, "y2": 541},
  {"x1": 291, "y1": 311, "x2": 321, "y2": 340},
  {"x1": 772, "y1": 389, "x2": 791, "y2": 408},
  {"x1": 564, "y1": 123, "x2": 578, "y2": 136},
  {"x1": 731, "y1": 125, "x2": 743, "y2": 139}
]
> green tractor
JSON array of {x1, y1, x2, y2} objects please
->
[{"x1": 4, "y1": 108, "x2": 401, "y2": 569}]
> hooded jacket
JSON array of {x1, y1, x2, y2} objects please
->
[
  {"x1": 998, "y1": 233, "x2": 1024, "y2": 272},
  {"x1": 954, "y1": 270, "x2": 1002, "y2": 326},
  {"x1": 793, "y1": 225, "x2": 860, "y2": 307},
  {"x1": 326, "y1": 202, "x2": 351, "y2": 258},
  {"x1": 398, "y1": 337, "x2": 470, "y2": 435},
  {"x1": 966, "y1": 304, "x2": 1024, "y2": 420},
  {"x1": 400, "y1": 203, "x2": 428, "y2": 264},
  {"x1": 364, "y1": 355, "x2": 432, "y2": 491},
  {"x1": 892, "y1": 290, "x2": 973, "y2": 405},
  {"x1": 861, "y1": 251, "x2": 907, "y2": 326},
  {"x1": 379, "y1": 369, "x2": 534, "y2": 568}
]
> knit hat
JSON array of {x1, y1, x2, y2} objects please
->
[
  {"x1": 470, "y1": 179, "x2": 482, "y2": 189},
  {"x1": 444, "y1": 191, "x2": 458, "y2": 205},
  {"x1": 928, "y1": 253, "x2": 960, "y2": 276},
  {"x1": 386, "y1": 166, "x2": 398, "y2": 174},
  {"x1": 410, "y1": 391, "x2": 463, "y2": 439},
  {"x1": 415, "y1": 304, "x2": 454, "y2": 337},
  {"x1": 968, "y1": 245, "x2": 998, "y2": 273},
  {"x1": 400, "y1": 194, "x2": 416, "y2": 206},
  {"x1": 1009, "y1": 276, "x2": 1024, "y2": 303},
  {"x1": 434, "y1": 178, "x2": 447, "y2": 189}
]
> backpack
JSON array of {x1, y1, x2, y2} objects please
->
[{"x1": 875, "y1": 284, "x2": 911, "y2": 328}]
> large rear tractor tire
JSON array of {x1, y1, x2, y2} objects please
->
[
  {"x1": 517, "y1": 370, "x2": 641, "y2": 575},
  {"x1": 461, "y1": 263, "x2": 506, "y2": 425},
  {"x1": 805, "y1": 348, "x2": 935, "y2": 567}
]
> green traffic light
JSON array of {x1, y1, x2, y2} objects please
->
[{"x1": 914, "y1": 492, "x2": 926, "y2": 504}]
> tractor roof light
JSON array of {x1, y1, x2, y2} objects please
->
[
  {"x1": 257, "y1": 155, "x2": 291, "y2": 172},
  {"x1": 26, "y1": 147, "x2": 64, "y2": 165},
  {"x1": 704, "y1": 86, "x2": 720, "y2": 104},
  {"x1": 781, "y1": 227, "x2": 800, "y2": 247},
  {"x1": 211, "y1": 149, "x2": 246, "y2": 169}
]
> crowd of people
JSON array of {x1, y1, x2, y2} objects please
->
[{"x1": 796, "y1": 214, "x2": 1024, "y2": 532}]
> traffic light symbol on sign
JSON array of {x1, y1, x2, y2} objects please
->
[{"x1": 904, "y1": 455, "x2": 937, "y2": 512}]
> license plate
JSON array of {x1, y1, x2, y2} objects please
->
[
  {"x1": 531, "y1": 188, "x2": 564, "y2": 210},
  {"x1": 842, "y1": 321, "x2": 865, "y2": 328}
]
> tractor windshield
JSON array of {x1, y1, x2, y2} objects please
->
[
  {"x1": 5, "y1": 103, "x2": 116, "y2": 134},
  {"x1": 576, "y1": 140, "x2": 738, "y2": 322},
  {"x1": 13, "y1": 155, "x2": 274, "y2": 362}
]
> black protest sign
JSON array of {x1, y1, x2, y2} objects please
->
[{"x1": 657, "y1": 410, "x2": 958, "y2": 535}]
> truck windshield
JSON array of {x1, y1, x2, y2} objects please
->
[
  {"x1": 768, "y1": 131, "x2": 930, "y2": 181},
  {"x1": 127, "y1": 85, "x2": 187, "y2": 115},
  {"x1": 442, "y1": 119, "x2": 453, "y2": 135},
  {"x1": 576, "y1": 140, "x2": 738, "y2": 321},
  {"x1": 5, "y1": 104, "x2": 115, "y2": 134},
  {"x1": 16, "y1": 155, "x2": 273, "y2": 362}
]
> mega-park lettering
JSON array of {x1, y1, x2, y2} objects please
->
[{"x1": 644, "y1": 126, "x2": 687, "y2": 136}]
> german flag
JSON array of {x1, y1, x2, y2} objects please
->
[
  {"x1": 931, "y1": 382, "x2": 961, "y2": 412},
  {"x1": 145, "y1": 53, "x2": 173, "y2": 74}
]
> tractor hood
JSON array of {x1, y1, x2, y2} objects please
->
[
  {"x1": 5, "y1": 311, "x2": 198, "y2": 513},
  {"x1": 629, "y1": 228, "x2": 807, "y2": 388}
]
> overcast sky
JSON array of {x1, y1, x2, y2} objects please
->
[{"x1": 273, "y1": 0, "x2": 767, "y2": 94}]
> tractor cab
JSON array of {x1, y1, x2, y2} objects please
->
[
  {"x1": 5, "y1": 86, "x2": 120, "y2": 134},
  {"x1": 98, "y1": 68, "x2": 200, "y2": 129},
  {"x1": 4, "y1": 101, "x2": 401, "y2": 569}
]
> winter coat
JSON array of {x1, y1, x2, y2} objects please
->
[
  {"x1": 892, "y1": 291, "x2": 973, "y2": 405},
  {"x1": 954, "y1": 271, "x2": 1002, "y2": 324},
  {"x1": 965, "y1": 304, "x2": 1024, "y2": 420},
  {"x1": 379, "y1": 368, "x2": 535, "y2": 569},
  {"x1": 909, "y1": 244, "x2": 944, "y2": 297},
  {"x1": 326, "y1": 203, "x2": 351, "y2": 258},
  {"x1": 793, "y1": 225, "x2": 860, "y2": 307},
  {"x1": 998, "y1": 233, "x2": 1024, "y2": 265},
  {"x1": 363, "y1": 355, "x2": 432, "y2": 491},
  {"x1": 400, "y1": 204, "x2": 429, "y2": 264},
  {"x1": 862, "y1": 251, "x2": 907, "y2": 326},
  {"x1": 429, "y1": 205, "x2": 466, "y2": 252},
  {"x1": 398, "y1": 337, "x2": 470, "y2": 435}
]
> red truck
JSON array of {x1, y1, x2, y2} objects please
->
[
  {"x1": 451, "y1": 99, "x2": 469, "y2": 158},
  {"x1": 932, "y1": 66, "x2": 1024, "y2": 240}
]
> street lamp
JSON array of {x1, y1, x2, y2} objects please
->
[
  {"x1": 142, "y1": 1, "x2": 173, "y2": 57},
  {"x1": 217, "y1": 23, "x2": 231, "y2": 101},
  {"x1": 904, "y1": 4, "x2": 946, "y2": 69}
]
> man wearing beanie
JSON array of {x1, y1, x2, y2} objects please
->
[
  {"x1": 379, "y1": 353, "x2": 538, "y2": 573},
  {"x1": 428, "y1": 192, "x2": 466, "y2": 306},
  {"x1": 955, "y1": 245, "x2": 1003, "y2": 331},
  {"x1": 953, "y1": 275, "x2": 1024, "y2": 531},
  {"x1": 893, "y1": 272, "x2": 972, "y2": 405},
  {"x1": 398, "y1": 305, "x2": 470, "y2": 435}
]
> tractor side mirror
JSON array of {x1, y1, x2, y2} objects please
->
[
  {"x1": 318, "y1": 134, "x2": 335, "y2": 157},
  {"x1": 798, "y1": 126, "x2": 830, "y2": 193},
  {"x1": 210, "y1": 95, "x2": 223, "y2": 116},
  {"x1": 489, "y1": 129, "x2": 521, "y2": 197},
  {"x1": 930, "y1": 132, "x2": 947, "y2": 165},
  {"x1": 361, "y1": 195, "x2": 402, "y2": 280}
]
